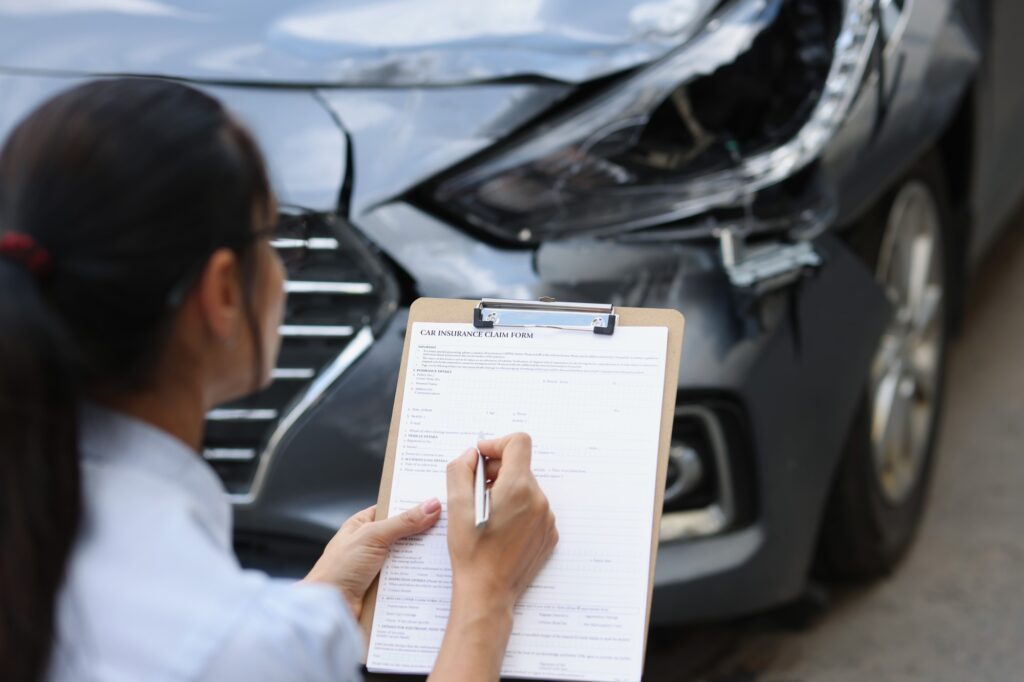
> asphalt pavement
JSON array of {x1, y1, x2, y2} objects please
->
[{"x1": 644, "y1": 220, "x2": 1024, "y2": 681}]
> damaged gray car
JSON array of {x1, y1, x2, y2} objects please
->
[{"x1": 0, "y1": 0, "x2": 1018, "y2": 623}]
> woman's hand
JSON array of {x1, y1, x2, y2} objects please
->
[
  {"x1": 303, "y1": 499, "x2": 442, "y2": 619},
  {"x1": 430, "y1": 432, "x2": 558, "y2": 682},
  {"x1": 447, "y1": 433, "x2": 558, "y2": 611}
]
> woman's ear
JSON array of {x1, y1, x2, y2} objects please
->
[{"x1": 193, "y1": 248, "x2": 244, "y2": 343}]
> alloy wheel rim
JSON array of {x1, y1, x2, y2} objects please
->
[{"x1": 870, "y1": 180, "x2": 945, "y2": 505}]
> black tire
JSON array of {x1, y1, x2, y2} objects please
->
[{"x1": 816, "y1": 152, "x2": 954, "y2": 581}]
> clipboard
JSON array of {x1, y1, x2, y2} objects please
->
[{"x1": 361, "y1": 296, "x2": 685, "y2": 670}]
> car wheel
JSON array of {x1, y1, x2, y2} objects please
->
[{"x1": 816, "y1": 153, "x2": 952, "y2": 580}]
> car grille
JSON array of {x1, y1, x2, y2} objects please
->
[{"x1": 202, "y1": 210, "x2": 398, "y2": 498}]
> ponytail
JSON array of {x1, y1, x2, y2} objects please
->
[{"x1": 0, "y1": 257, "x2": 81, "y2": 682}]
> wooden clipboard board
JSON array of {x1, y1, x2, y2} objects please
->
[{"x1": 361, "y1": 297, "x2": 685, "y2": 667}]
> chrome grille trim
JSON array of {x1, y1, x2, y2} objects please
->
[
  {"x1": 206, "y1": 209, "x2": 399, "y2": 499},
  {"x1": 204, "y1": 448, "x2": 257, "y2": 462},
  {"x1": 279, "y1": 324, "x2": 355, "y2": 338},
  {"x1": 270, "y1": 237, "x2": 340, "y2": 250},
  {"x1": 285, "y1": 281, "x2": 373, "y2": 295},
  {"x1": 231, "y1": 326, "x2": 376, "y2": 505},
  {"x1": 207, "y1": 409, "x2": 279, "y2": 421},
  {"x1": 271, "y1": 368, "x2": 317, "y2": 380}
]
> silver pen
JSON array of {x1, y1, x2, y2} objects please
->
[{"x1": 474, "y1": 447, "x2": 491, "y2": 527}]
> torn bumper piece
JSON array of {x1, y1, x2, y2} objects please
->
[{"x1": 721, "y1": 237, "x2": 824, "y2": 294}]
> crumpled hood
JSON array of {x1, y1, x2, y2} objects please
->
[{"x1": 0, "y1": 0, "x2": 719, "y2": 86}]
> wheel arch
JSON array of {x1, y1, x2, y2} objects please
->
[
  {"x1": 813, "y1": 149, "x2": 955, "y2": 581},
  {"x1": 935, "y1": 81, "x2": 977, "y2": 333}
]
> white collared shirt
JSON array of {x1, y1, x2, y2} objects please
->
[{"x1": 47, "y1": 404, "x2": 364, "y2": 682}]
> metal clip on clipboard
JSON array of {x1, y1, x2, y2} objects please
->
[{"x1": 472, "y1": 298, "x2": 617, "y2": 335}]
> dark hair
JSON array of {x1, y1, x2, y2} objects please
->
[{"x1": 0, "y1": 78, "x2": 273, "y2": 682}]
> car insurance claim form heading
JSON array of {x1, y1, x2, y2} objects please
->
[{"x1": 366, "y1": 322, "x2": 669, "y2": 682}]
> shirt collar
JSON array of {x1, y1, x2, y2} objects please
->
[{"x1": 77, "y1": 402, "x2": 231, "y2": 546}]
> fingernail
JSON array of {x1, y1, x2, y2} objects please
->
[
  {"x1": 420, "y1": 498, "x2": 441, "y2": 514},
  {"x1": 463, "y1": 447, "x2": 476, "y2": 457}
]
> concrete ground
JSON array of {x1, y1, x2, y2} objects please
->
[{"x1": 646, "y1": 221, "x2": 1024, "y2": 681}]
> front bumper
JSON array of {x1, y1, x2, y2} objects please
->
[
  {"x1": 651, "y1": 233, "x2": 888, "y2": 622},
  {"x1": 234, "y1": 205, "x2": 889, "y2": 624}
]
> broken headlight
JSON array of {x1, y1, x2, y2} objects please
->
[{"x1": 431, "y1": 0, "x2": 877, "y2": 243}]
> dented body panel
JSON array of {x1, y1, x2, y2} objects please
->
[{"x1": 825, "y1": 0, "x2": 982, "y2": 228}]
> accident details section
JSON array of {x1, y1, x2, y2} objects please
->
[{"x1": 367, "y1": 322, "x2": 668, "y2": 682}]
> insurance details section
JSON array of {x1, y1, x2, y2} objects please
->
[{"x1": 367, "y1": 322, "x2": 668, "y2": 682}]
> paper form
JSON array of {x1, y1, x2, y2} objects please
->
[{"x1": 367, "y1": 322, "x2": 668, "y2": 682}]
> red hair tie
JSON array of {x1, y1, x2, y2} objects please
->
[{"x1": 0, "y1": 231, "x2": 53, "y2": 280}]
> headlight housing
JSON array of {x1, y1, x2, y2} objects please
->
[{"x1": 430, "y1": 0, "x2": 877, "y2": 244}]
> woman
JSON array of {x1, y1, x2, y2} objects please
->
[{"x1": 0, "y1": 79, "x2": 557, "y2": 682}]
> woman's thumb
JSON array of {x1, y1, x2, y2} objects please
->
[{"x1": 369, "y1": 498, "x2": 442, "y2": 545}]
